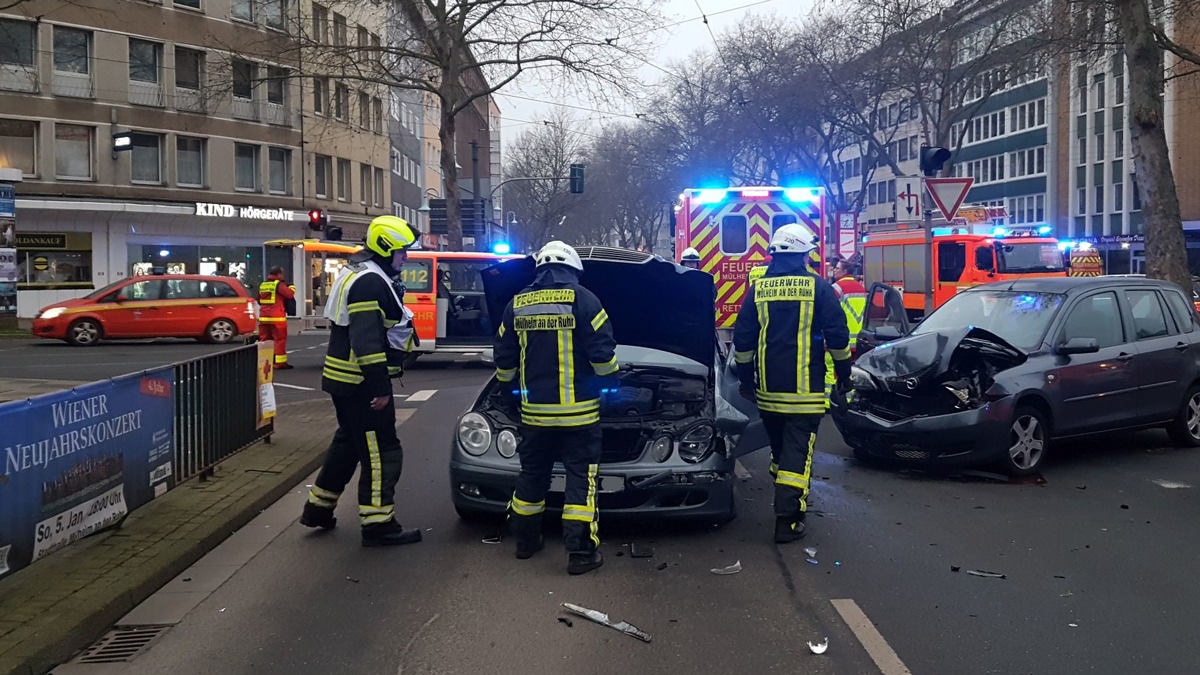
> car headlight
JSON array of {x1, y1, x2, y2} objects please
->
[
  {"x1": 457, "y1": 412, "x2": 492, "y2": 456},
  {"x1": 39, "y1": 307, "x2": 66, "y2": 320},
  {"x1": 649, "y1": 435, "x2": 672, "y2": 463},
  {"x1": 678, "y1": 424, "x2": 716, "y2": 463},
  {"x1": 497, "y1": 429, "x2": 519, "y2": 458},
  {"x1": 849, "y1": 365, "x2": 876, "y2": 391}
]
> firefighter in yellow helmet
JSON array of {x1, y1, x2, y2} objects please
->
[
  {"x1": 493, "y1": 241, "x2": 618, "y2": 575},
  {"x1": 300, "y1": 215, "x2": 423, "y2": 547},
  {"x1": 732, "y1": 224, "x2": 851, "y2": 543}
]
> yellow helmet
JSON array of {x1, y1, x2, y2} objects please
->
[{"x1": 366, "y1": 215, "x2": 418, "y2": 257}]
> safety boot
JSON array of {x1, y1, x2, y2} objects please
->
[
  {"x1": 275, "y1": 363, "x2": 295, "y2": 370},
  {"x1": 509, "y1": 512, "x2": 544, "y2": 559},
  {"x1": 361, "y1": 520, "x2": 423, "y2": 547},
  {"x1": 299, "y1": 502, "x2": 337, "y2": 530},
  {"x1": 774, "y1": 515, "x2": 807, "y2": 544},
  {"x1": 515, "y1": 534, "x2": 545, "y2": 560},
  {"x1": 567, "y1": 550, "x2": 604, "y2": 575}
]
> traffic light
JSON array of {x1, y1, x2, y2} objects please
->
[
  {"x1": 919, "y1": 146, "x2": 951, "y2": 177},
  {"x1": 569, "y1": 164, "x2": 585, "y2": 194},
  {"x1": 307, "y1": 208, "x2": 341, "y2": 241}
]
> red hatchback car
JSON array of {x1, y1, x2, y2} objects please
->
[{"x1": 32, "y1": 274, "x2": 259, "y2": 346}]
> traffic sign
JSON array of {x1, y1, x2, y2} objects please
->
[
  {"x1": 924, "y1": 177, "x2": 974, "y2": 222},
  {"x1": 895, "y1": 177, "x2": 922, "y2": 223}
]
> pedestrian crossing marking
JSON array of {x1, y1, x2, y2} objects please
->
[{"x1": 407, "y1": 389, "x2": 437, "y2": 402}]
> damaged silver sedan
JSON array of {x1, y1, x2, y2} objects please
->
[{"x1": 833, "y1": 277, "x2": 1200, "y2": 474}]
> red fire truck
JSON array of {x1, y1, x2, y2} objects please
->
[{"x1": 675, "y1": 186, "x2": 827, "y2": 340}]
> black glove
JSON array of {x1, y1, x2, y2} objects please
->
[{"x1": 834, "y1": 359, "x2": 853, "y2": 388}]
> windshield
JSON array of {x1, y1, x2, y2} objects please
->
[
  {"x1": 996, "y1": 242, "x2": 1065, "y2": 274},
  {"x1": 912, "y1": 290, "x2": 1065, "y2": 350},
  {"x1": 85, "y1": 279, "x2": 126, "y2": 299}
]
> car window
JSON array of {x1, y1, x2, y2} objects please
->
[
  {"x1": 937, "y1": 242, "x2": 966, "y2": 282},
  {"x1": 1163, "y1": 289, "x2": 1196, "y2": 334},
  {"x1": 201, "y1": 280, "x2": 239, "y2": 298},
  {"x1": 1060, "y1": 292, "x2": 1125, "y2": 348},
  {"x1": 1126, "y1": 289, "x2": 1173, "y2": 339},
  {"x1": 913, "y1": 290, "x2": 1065, "y2": 351},
  {"x1": 398, "y1": 259, "x2": 432, "y2": 293},
  {"x1": 165, "y1": 279, "x2": 202, "y2": 300},
  {"x1": 720, "y1": 215, "x2": 748, "y2": 254},
  {"x1": 124, "y1": 280, "x2": 163, "y2": 301}
]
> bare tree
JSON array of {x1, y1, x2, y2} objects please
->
[
  {"x1": 502, "y1": 110, "x2": 589, "y2": 250},
  {"x1": 578, "y1": 122, "x2": 677, "y2": 252}
]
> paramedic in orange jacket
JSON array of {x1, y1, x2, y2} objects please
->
[{"x1": 258, "y1": 267, "x2": 295, "y2": 370}]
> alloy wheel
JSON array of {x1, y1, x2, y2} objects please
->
[
  {"x1": 1009, "y1": 415, "x2": 1044, "y2": 471},
  {"x1": 71, "y1": 321, "x2": 99, "y2": 345},
  {"x1": 1187, "y1": 393, "x2": 1200, "y2": 440},
  {"x1": 208, "y1": 320, "x2": 235, "y2": 343}
]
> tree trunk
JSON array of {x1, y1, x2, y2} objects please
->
[
  {"x1": 1116, "y1": 0, "x2": 1191, "y2": 290},
  {"x1": 439, "y1": 101, "x2": 462, "y2": 251}
]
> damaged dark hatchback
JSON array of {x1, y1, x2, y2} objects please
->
[
  {"x1": 450, "y1": 247, "x2": 766, "y2": 523},
  {"x1": 833, "y1": 277, "x2": 1200, "y2": 474}
]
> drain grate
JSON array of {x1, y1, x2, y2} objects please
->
[{"x1": 74, "y1": 626, "x2": 169, "y2": 664}]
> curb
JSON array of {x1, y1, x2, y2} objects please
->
[{"x1": 0, "y1": 433, "x2": 328, "y2": 675}]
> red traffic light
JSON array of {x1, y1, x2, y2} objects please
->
[{"x1": 308, "y1": 209, "x2": 325, "y2": 231}]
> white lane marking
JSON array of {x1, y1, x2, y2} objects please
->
[
  {"x1": 306, "y1": 345, "x2": 323, "y2": 350},
  {"x1": 1153, "y1": 479, "x2": 1192, "y2": 489},
  {"x1": 830, "y1": 599, "x2": 912, "y2": 675},
  {"x1": 273, "y1": 382, "x2": 315, "y2": 391},
  {"x1": 407, "y1": 389, "x2": 437, "y2": 402}
]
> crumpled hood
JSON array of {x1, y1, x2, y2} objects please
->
[
  {"x1": 481, "y1": 249, "x2": 716, "y2": 368},
  {"x1": 854, "y1": 327, "x2": 1026, "y2": 388}
]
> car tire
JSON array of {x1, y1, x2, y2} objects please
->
[
  {"x1": 455, "y1": 505, "x2": 502, "y2": 524},
  {"x1": 1166, "y1": 385, "x2": 1200, "y2": 448},
  {"x1": 999, "y1": 406, "x2": 1049, "y2": 476},
  {"x1": 67, "y1": 319, "x2": 102, "y2": 346},
  {"x1": 204, "y1": 319, "x2": 237, "y2": 344}
]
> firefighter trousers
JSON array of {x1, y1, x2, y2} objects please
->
[
  {"x1": 508, "y1": 425, "x2": 602, "y2": 554},
  {"x1": 762, "y1": 413, "x2": 822, "y2": 520},
  {"x1": 258, "y1": 322, "x2": 288, "y2": 366},
  {"x1": 306, "y1": 393, "x2": 404, "y2": 527}
]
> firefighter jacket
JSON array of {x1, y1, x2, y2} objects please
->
[
  {"x1": 493, "y1": 265, "x2": 618, "y2": 427},
  {"x1": 732, "y1": 254, "x2": 851, "y2": 415},
  {"x1": 258, "y1": 274, "x2": 294, "y2": 323},
  {"x1": 321, "y1": 253, "x2": 414, "y2": 398},
  {"x1": 832, "y1": 276, "x2": 868, "y2": 350}
]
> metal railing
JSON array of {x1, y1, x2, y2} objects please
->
[{"x1": 174, "y1": 343, "x2": 273, "y2": 482}]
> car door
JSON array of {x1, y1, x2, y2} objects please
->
[
  {"x1": 98, "y1": 279, "x2": 164, "y2": 337},
  {"x1": 855, "y1": 283, "x2": 911, "y2": 358},
  {"x1": 1124, "y1": 288, "x2": 1196, "y2": 423},
  {"x1": 717, "y1": 349, "x2": 768, "y2": 457},
  {"x1": 1045, "y1": 290, "x2": 1141, "y2": 435},
  {"x1": 439, "y1": 259, "x2": 492, "y2": 347},
  {"x1": 163, "y1": 279, "x2": 205, "y2": 336}
]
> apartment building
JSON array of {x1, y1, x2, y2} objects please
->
[{"x1": 0, "y1": 0, "x2": 310, "y2": 318}]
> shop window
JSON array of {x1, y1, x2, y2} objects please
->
[
  {"x1": 268, "y1": 146, "x2": 290, "y2": 194},
  {"x1": 53, "y1": 27, "x2": 90, "y2": 74},
  {"x1": 177, "y1": 136, "x2": 205, "y2": 187},
  {"x1": 54, "y1": 124, "x2": 93, "y2": 180},
  {"x1": 235, "y1": 143, "x2": 260, "y2": 191},
  {"x1": 15, "y1": 232, "x2": 94, "y2": 289},
  {"x1": 131, "y1": 133, "x2": 163, "y2": 183},
  {"x1": 0, "y1": 119, "x2": 36, "y2": 176},
  {"x1": 128, "y1": 39, "x2": 161, "y2": 83},
  {"x1": 720, "y1": 215, "x2": 748, "y2": 254}
]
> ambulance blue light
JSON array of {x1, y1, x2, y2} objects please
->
[
  {"x1": 931, "y1": 227, "x2": 952, "y2": 236},
  {"x1": 492, "y1": 241, "x2": 512, "y2": 254},
  {"x1": 1037, "y1": 225, "x2": 1052, "y2": 235},
  {"x1": 992, "y1": 226, "x2": 1009, "y2": 237},
  {"x1": 784, "y1": 188, "x2": 818, "y2": 203},
  {"x1": 696, "y1": 189, "x2": 728, "y2": 204}
]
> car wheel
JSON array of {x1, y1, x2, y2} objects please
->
[
  {"x1": 1000, "y1": 406, "x2": 1048, "y2": 476},
  {"x1": 1166, "y1": 385, "x2": 1200, "y2": 447},
  {"x1": 67, "y1": 319, "x2": 102, "y2": 346},
  {"x1": 455, "y1": 505, "x2": 502, "y2": 524},
  {"x1": 205, "y1": 319, "x2": 237, "y2": 344}
]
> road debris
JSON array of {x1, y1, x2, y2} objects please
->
[
  {"x1": 616, "y1": 551, "x2": 624, "y2": 557},
  {"x1": 1152, "y1": 479, "x2": 1192, "y2": 489},
  {"x1": 1076, "y1": 485, "x2": 1087, "y2": 490},
  {"x1": 562, "y1": 603, "x2": 652, "y2": 643},
  {"x1": 804, "y1": 547, "x2": 818, "y2": 558},
  {"x1": 557, "y1": 617, "x2": 573, "y2": 628},
  {"x1": 808, "y1": 638, "x2": 829, "y2": 655},
  {"x1": 1068, "y1": 623, "x2": 1078, "y2": 628},
  {"x1": 711, "y1": 560, "x2": 742, "y2": 575},
  {"x1": 805, "y1": 558, "x2": 819, "y2": 565},
  {"x1": 482, "y1": 535, "x2": 503, "y2": 544},
  {"x1": 834, "y1": 561, "x2": 842, "y2": 567},
  {"x1": 951, "y1": 566, "x2": 961, "y2": 572},
  {"x1": 656, "y1": 562, "x2": 669, "y2": 571},
  {"x1": 966, "y1": 570, "x2": 1006, "y2": 579},
  {"x1": 346, "y1": 577, "x2": 360, "y2": 583},
  {"x1": 1054, "y1": 575, "x2": 1067, "y2": 579},
  {"x1": 1120, "y1": 504, "x2": 1130, "y2": 510},
  {"x1": 630, "y1": 544, "x2": 654, "y2": 559},
  {"x1": 1060, "y1": 591, "x2": 1074, "y2": 597}
]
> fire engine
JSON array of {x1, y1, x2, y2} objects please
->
[
  {"x1": 862, "y1": 222, "x2": 1068, "y2": 320},
  {"x1": 675, "y1": 186, "x2": 827, "y2": 340}
]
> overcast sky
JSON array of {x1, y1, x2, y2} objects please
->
[{"x1": 493, "y1": 0, "x2": 815, "y2": 149}]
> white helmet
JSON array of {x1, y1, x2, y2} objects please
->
[
  {"x1": 534, "y1": 241, "x2": 583, "y2": 271},
  {"x1": 769, "y1": 223, "x2": 818, "y2": 255},
  {"x1": 680, "y1": 247, "x2": 701, "y2": 262}
]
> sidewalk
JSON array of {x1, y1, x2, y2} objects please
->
[
  {"x1": 0, "y1": 399, "x2": 335, "y2": 675},
  {"x1": 0, "y1": 378, "x2": 88, "y2": 403}
]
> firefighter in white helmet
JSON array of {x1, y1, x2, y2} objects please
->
[
  {"x1": 680, "y1": 247, "x2": 702, "y2": 270},
  {"x1": 732, "y1": 223, "x2": 851, "y2": 542}
]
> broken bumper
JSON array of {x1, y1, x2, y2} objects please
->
[
  {"x1": 449, "y1": 456, "x2": 735, "y2": 521},
  {"x1": 833, "y1": 395, "x2": 1017, "y2": 465}
]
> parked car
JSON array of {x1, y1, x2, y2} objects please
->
[
  {"x1": 449, "y1": 247, "x2": 766, "y2": 523},
  {"x1": 833, "y1": 277, "x2": 1200, "y2": 475},
  {"x1": 32, "y1": 274, "x2": 258, "y2": 346}
]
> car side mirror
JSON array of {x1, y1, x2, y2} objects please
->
[
  {"x1": 114, "y1": 294, "x2": 127, "y2": 303},
  {"x1": 1059, "y1": 337, "x2": 1100, "y2": 355},
  {"x1": 873, "y1": 325, "x2": 902, "y2": 340}
]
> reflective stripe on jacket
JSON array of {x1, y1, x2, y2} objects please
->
[
  {"x1": 258, "y1": 277, "x2": 294, "y2": 323},
  {"x1": 321, "y1": 256, "x2": 411, "y2": 397}
]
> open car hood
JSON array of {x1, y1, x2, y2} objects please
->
[
  {"x1": 855, "y1": 327, "x2": 1026, "y2": 386},
  {"x1": 481, "y1": 247, "x2": 716, "y2": 368}
]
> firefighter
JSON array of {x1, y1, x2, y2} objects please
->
[
  {"x1": 258, "y1": 267, "x2": 296, "y2": 370},
  {"x1": 733, "y1": 224, "x2": 851, "y2": 543},
  {"x1": 299, "y1": 215, "x2": 422, "y2": 547},
  {"x1": 680, "y1": 247, "x2": 702, "y2": 270},
  {"x1": 823, "y1": 258, "x2": 868, "y2": 407},
  {"x1": 493, "y1": 241, "x2": 618, "y2": 575}
]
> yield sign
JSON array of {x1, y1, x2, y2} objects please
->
[{"x1": 924, "y1": 177, "x2": 974, "y2": 222}]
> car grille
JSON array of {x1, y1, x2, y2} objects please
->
[
  {"x1": 600, "y1": 428, "x2": 644, "y2": 463},
  {"x1": 892, "y1": 446, "x2": 931, "y2": 460}
]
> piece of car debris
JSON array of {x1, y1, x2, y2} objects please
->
[
  {"x1": 557, "y1": 617, "x2": 573, "y2": 628},
  {"x1": 1120, "y1": 504, "x2": 1130, "y2": 510},
  {"x1": 630, "y1": 544, "x2": 654, "y2": 559},
  {"x1": 482, "y1": 535, "x2": 502, "y2": 544},
  {"x1": 656, "y1": 562, "x2": 668, "y2": 571},
  {"x1": 804, "y1": 547, "x2": 818, "y2": 558},
  {"x1": 808, "y1": 638, "x2": 829, "y2": 655},
  {"x1": 711, "y1": 560, "x2": 742, "y2": 575},
  {"x1": 966, "y1": 569, "x2": 1006, "y2": 579},
  {"x1": 805, "y1": 558, "x2": 819, "y2": 565},
  {"x1": 561, "y1": 603, "x2": 651, "y2": 643},
  {"x1": 346, "y1": 577, "x2": 360, "y2": 583},
  {"x1": 951, "y1": 566, "x2": 961, "y2": 572}
]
